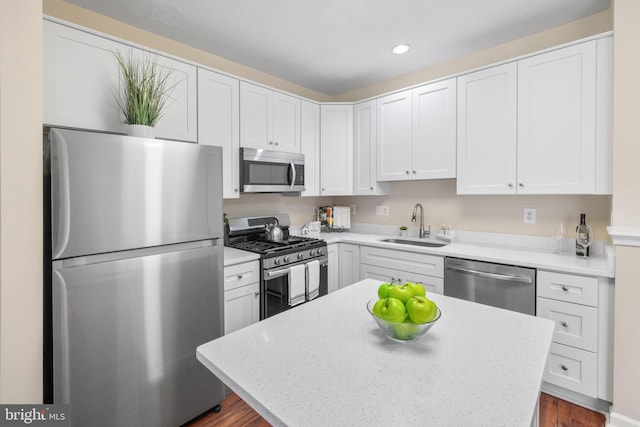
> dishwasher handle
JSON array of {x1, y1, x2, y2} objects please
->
[{"x1": 446, "y1": 265, "x2": 533, "y2": 284}]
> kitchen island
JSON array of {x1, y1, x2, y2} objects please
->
[{"x1": 197, "y1": 279, "x2": 555, "y2": 426}]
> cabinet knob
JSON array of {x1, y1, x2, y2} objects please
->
[
  {"x1": 561, "y1": 286, "x2": 569, "y2": 292},
  {"x1": 234, "y1": 188, "x2": 239, "y2": 192},
  {"x1": 518, "y1": 182, "x2": 524, "y2": 187},
  {"x1": 370, "y1": 186, "x2": 374, "y2": 190},
  {"x1": 275, "y1": 141, "x2": 279, "y2": 145},
  {"x1": 561, "y1": 365, "x2": 568, "y2": 371},
  {"x1": 321, "y1": 188, "x2": 325, "y2": 192},
  {"x1": 237, "y1": 274, "x2": 243, "y2": 279},
  {"x1": 412, "y1": 170, "x2": 416, "y2": 174},
  {"x1": 508, "y1": 183, "x2": 514, "y2": 188},
  {"x1": 269, "y1": 141, "x2": 274, "y2": 145},
  {"x1": 561, "y1": 321, "x2": 569, "y2": 328},
  {"x1": 405, "y1": 171, "x2": 410, "y2": 175},
  {"x1": 254, "y1": 291, "x2": 260, "y2": 297}
]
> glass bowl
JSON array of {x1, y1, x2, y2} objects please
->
[{"x1": 366, "y1": 298, "x2": 441, "y2": 343}]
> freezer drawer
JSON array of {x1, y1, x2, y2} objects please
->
[{"x1": 52, "y1": 244, "x2": 224, "y2": 427}]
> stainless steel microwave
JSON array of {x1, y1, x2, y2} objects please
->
[{"x1": 240, "y1": 148, "x2": 305, "y2": 193}]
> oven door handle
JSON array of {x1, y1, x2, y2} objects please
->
[
  {"x1": 288, "y1": 161, "x2": 296, "y2": 189},
  {"x1": 266, "y1": 261, "x2": 328, "y2": 279}
]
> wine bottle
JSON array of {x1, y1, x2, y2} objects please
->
[{"x1": 575, "y1": 213, "x2": 589, "y2": 257}]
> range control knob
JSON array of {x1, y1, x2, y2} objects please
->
[
  {"x1": 283, "y1": 256, "x2": 290, "y2": 263},
  {"x1": 297, "y1": 253, "x2": 304, "y2": 260},
  {"x1": 310, "y1": 250, "x2": 316, "y2": 256},
  {"x1": 274, "y1": 258, "x2": 281, "y2": 265},
  {"x1": 318, "y1": 248, "x2": 324, "y2": 255}
]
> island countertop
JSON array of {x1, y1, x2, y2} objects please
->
[{"x1": 197, "y1": 279, "x2": 555, "y2": 427}]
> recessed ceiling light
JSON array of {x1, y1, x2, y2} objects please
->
[{"x1": 392, "y1": 44, "x2": 410, "y2": 55}]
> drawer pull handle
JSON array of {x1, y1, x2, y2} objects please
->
[
  {"x1": 561, "y1": 286, "x2": 569, "y2": 291},
  {"x1": 561, "y1": 365, "x2": 568, "y2": 371},
  {"x1": 561, "y1": 321, "x2": 569, "y2": 327}
]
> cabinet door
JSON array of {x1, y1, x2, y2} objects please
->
[
  {"x1": 44, "y1": 20, "x2": 197, "y2": 142},
  {"x1": 320, "y1": 105, "x2": 354, "y2": 195},
  {"x1": 354, "y1": 100, "x2": 389, "y2": 195},
  {"x1": 272, "y1": 92, "x2": 301, "y2": 153},
  {"x1": 327, "y1": 243, "x2": 340, "y2": 293},
  {"x1": 457, "y1": 62, "x2": 518, "y2": 194},
  {"x1": 412, "y1": 78, "x2": 457, "y2": 179},
  {"x1": 239, "y1": 82, "x2": 271, "y2": 149},
  {"x1": 300, "y1": 100, "x2": 320, "y2": 196},
  {"x1": 338, "y1": 244, "x2": 360, "y2": 289},
  {"x1": 224, "y1": 282, "x2": 260, "y2": 335},
  {"x1": 517, "y1": 41, "x2": 597, "y2": 194},
  {"x1": 377, "y1": 90, "x2": 413, "y2": 181},
  {"x1": 44, "y1": 20, "x2": 123, "y2": 133},
  {"x1": 198, "y1": 69, "x2": 240, "y2": 198}
]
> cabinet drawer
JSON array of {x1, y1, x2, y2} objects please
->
[
  {"x1": 545, "y1": 343, "x2": 597, "y2": 398},
  {"x1": 224, "y1": 261, "x2": 260, "y2": 291},
  {"x1": 537, "y1": 271, "x2": 598, "y2": 306},
  {"x1": 360, "y1": 264, "x2": 444, "y2": 294},
  {"x1": 537, "y1": 297, "x2": 597, "y2": 352},
  {"x1": 360, "y1": 246, "x2": 444, "y2": 277}
]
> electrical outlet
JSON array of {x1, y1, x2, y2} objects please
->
[
  {"x1": 523, "y1": 208, "x2": 536, "y2": 224},
  {"x1": 350, "y1": 204, "x2": 356, "y2": 215},
  {"x1": 376, "y1": 205, "x2": 389, "y2": 216}
]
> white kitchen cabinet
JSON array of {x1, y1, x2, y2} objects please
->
[
  {"x1": 457, "y1": 38, "x2": 612, "y2": 195},
  {"x1": 359, "y1": 246, "x2": 444, "y2": 294},
  {"x1": 354, "y1": 100, "x2": 389, "y2": 195},
  {"x1": 377, "y1": 79, "x2": 456, "y2": 182},
  {"x1": 320, "y1": 104, "x2": 354, "y2": 195},
  {"x1": 239, "y1": 81, "x2": 301, "y2": 153},
  {"x1": 338, "y1": 244, "x2": 360, "y2": 289},
  {"x1": 224, "y1": 260, "x2": 260, "y2": 335},
  {"x1": 197, "y1": 68, "x2": 240, "y2": 199},
  {"x1": 43, "y1": 19, "x2": 197, "y2": 142},
  {"x1": 300, "y1": 100, "x2": 321, "y2": 196},
  {"x1": 327, "y1": 243, "x2": 340, "y2": 293},
  {"x1": 456, "y1": 62, "x2": 518, "y2": 194},
  {"x1": 536, "y1": 270, "x2": 614, "y2": 402}
]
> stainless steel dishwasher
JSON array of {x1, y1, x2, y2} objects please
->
[{"x1": 444, "y1": 257, "x2": 536, "y2": 315}]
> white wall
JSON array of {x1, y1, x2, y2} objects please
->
[{"x1": 0, "y1": 0, "x2": 43, "y2": 402}]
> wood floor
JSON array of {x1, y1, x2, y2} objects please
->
[{"x1": 187, "y1": 391, "x2": 606, "y2": 427}]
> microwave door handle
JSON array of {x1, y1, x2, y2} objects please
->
[{"x1": 289, "y1": 162, "x2": 296, "y2": 189}]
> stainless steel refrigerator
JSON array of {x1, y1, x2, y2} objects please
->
[{"x1": 44, "y1": 128, "x2": 225, "y2": 426}]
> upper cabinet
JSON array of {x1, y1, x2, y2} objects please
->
[
  {"x1": 197, "y1": 68, "x2": 240, "y2": 199},
  {"x1": 457, "y1": 38, "x2": 612, "y2": 195},
  {"x1": 354, "y1": 100, "x2": 390, "y2": 195},
  {"x1": 300, "y1": 100, "x2": 321, "y2": 197},
  {"x1": 320, "y1": 104, "x2": 354, "y2": 196},
  {"x1": 43, "y1": 20, "x2": 197, "y2": 142},
  {"x1": 239, "y1": 82, "x2": 301, "y2": 153},
  {"x1": 377, "y1": 78, "x2": 457, "y2": 181}
]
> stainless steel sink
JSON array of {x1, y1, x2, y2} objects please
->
[{"x1": 379, "y1": 238, "x2": 448, "y2": 248}]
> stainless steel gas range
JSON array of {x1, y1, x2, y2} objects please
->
[{"x1": 226, "y1": 214, "x2": 328, "y2": 319}]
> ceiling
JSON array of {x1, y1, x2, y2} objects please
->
[{"x1": 66, "y1": 0, "x2": 610, "y2": 96}]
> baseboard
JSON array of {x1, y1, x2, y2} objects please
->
[
  {"x1": 608, "y1": 412, "x2": 640, "y2": 427},
  {"x1": 542, "y1": 382, "x2": 611, "y2": 414}
]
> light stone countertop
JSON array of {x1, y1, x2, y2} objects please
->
[
  {"x1": 315, "y1": 231, "x2": 614, "y2": 278},
  {"x1": 223, "y1": 246, "x2": 259, "y2": 267},
  {"x1": 197, "y1": 278, "x2": 555, "y2": 427}
]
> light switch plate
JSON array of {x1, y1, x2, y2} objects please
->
[
  {"x1": 523, "y1": 208, "x2": 536, "y2": 224},
  {"x1": 376, "y1": 205, "x2": 389, "y2": 216}
]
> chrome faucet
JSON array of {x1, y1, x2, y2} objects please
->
[{"x1": 411, "y1": 203, "x2": 430, "y2": 238}]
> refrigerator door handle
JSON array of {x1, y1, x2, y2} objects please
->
[{"x1": 51, "y1": 139, "x2": 71, "y2": 259}]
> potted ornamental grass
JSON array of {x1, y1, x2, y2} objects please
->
[
  {"x1": 113, "y1": 50, "x2": 175, "y2": 138},
  {"x1": 399, "y1": 225, "x2": 408, "y2": 237}
]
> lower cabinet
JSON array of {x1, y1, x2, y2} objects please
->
[
  {"x1": 224, "y1": 260, "x2": 260, "y2": 335},
  {"x1": 359, "y1": 246, "x2": 444, "y2": 294},
  {"x1": 338, "y1": 244, "x2": 360, "y2": 289},
  {"x1": 327, "y1": 243, "x2": 340, "y2": 293},
  {"x1": 536, "y1": 270, "x2": 614, "y2": 402}
]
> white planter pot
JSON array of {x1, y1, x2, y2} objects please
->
[
  {"x1": 400, "y1": 230, "x2": 408, "y2": 237},
  {"x1": 127, "y1": 124, "x2": 156, "y2": 139}
]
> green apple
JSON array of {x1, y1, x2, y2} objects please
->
[
  {"x1": 372, "y1": 298, "x2": 385, "y2": 317},
  {"x1": 406, "y1": 296, "x2": 438, "y2": 324},
  {"x1": 378, "y1": 297, "x2": 406, "y2": 322},
  {"x1": 393, "y1": 318, "x2": 420, "y2": 340},
  {"x1": 377, "y1": 283, "x2": 395, "y2": 299},
  {"x1": 406, "y1": 282, "x2": 426, "y2": 297},
  {"x1": 388, "y1": 284, "x2": 415, "y2": 304}
]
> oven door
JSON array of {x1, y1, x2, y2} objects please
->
[
  {"x1": 240, "y1": 148, "x2": 305, "y2": 193},
  {"x1": 262, "y1": 256, "x2": 328, "y2": 319}
]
